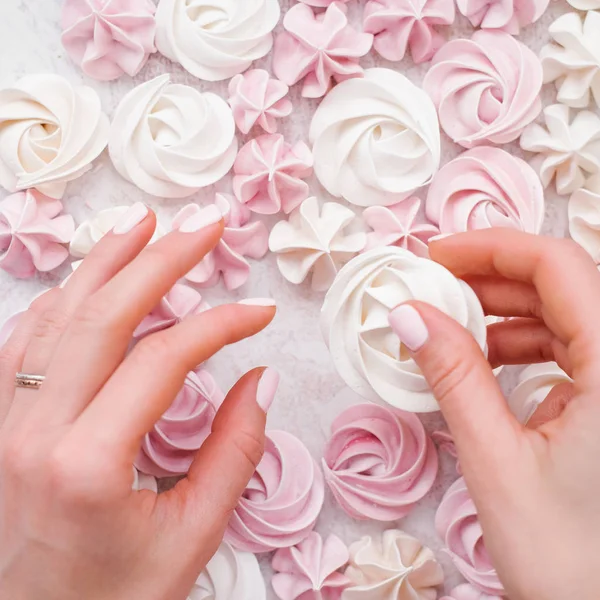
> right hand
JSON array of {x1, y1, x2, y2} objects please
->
[{"x1": 388, "y1": 230, "x2": 600, "y2": 600}]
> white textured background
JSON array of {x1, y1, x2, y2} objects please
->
[{"x1": 0, "y1": 0, "x2": 574, "y2": 596}]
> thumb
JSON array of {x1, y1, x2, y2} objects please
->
[{"x1": 388, "y1": 301, "x2": 520, "y2": 480}]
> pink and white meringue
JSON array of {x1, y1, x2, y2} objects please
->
[
  {"x1": 456, "y1": 0, "x2": 548, "y2": 34},
  {"x1": 436, "y1": 478, "x2": 505, "y2": 596},
  {"x1": 61, "y1": 0, "x2": 156, "y2": 81},
  {"x1": 225, "y1": 430, "x2": 325, "y2": 553},
  {"x1": 364, "y1": 0, "x2": 455, "y2": 64},
  {"x1": 442, "y1": 584, "x2": 503, "y2": 600},
  {"x1": 228, "y1": 70, "x2": 293, "y2": 135},
  {"x1": 134, "y1": 369, "x2": 224, "y2": 477},
  {"x1": 322, "y1": 403, "x2": 438, "y2": 521},
  {"x1": 272, "y1": 3, "x2": 373, "y2": 99},
  {"x1": 272, "y1": 532, "x2": 351, "y2": 600},
  {"x1": 423, "y1": 31, "x2": 542, "y2": 148},
  {"x1": 174, "y1": 195, "x2": 269, "y2": 290},
  {"x1": 0, "y1": 191, "x2": 74, "y2": 279},
  {"x1": 233, "y1": 134, "x2": 314, "y2": 216},
  {"x1": 363, "y1": 197, "x2": 439, "y2": 258},
  {"x1": 426, "y1": 147, "x2": 545, "y2": 235}
]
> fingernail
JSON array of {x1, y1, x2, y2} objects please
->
[
  {"x1": 388, "y1": 304, "x2": 429, "y2": 352},
  {"x1": 256, "y1": 368, "x2": 279, "y2": 413},
  {"x1": 238, "y1": 298, "x2": 276, "y2": 307},
  {"x1": 178, "y1": 205, "x2": 222, "y2": 233},
  {"x1": 112, "y1": 202, "x2": 148, "y2": 235},
  {"x1": 429, "y1": 233, "x2": 453, "y2": 242}
]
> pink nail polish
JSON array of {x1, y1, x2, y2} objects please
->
[
  {"x1": 112, "y1": 203, "x2": 148, "y2": 234},
  {"x1": 238, "y1": 298, "x2": 276, "y2": 307},
  {"x1": 256, "y1": 368, "x2": 279, "y2": 413},
  {"x1": 178, "y1": 205, "x2": 222, "y2": 233},
  {"x1": 388, "y1": 305, "x2": 429, "y2": 352}
]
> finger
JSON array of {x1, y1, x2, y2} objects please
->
[
  {"x1": 527, "y1": 382, "x2": 575, "y2": 429},
  {"x1": 29, "y1": 206, "x2": 224, "y2": 427},
  {"x1": 65, "y1": 303, "x2": 276, "y2": 461}
]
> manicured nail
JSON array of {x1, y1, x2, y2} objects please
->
[
  {"x1": 429, "y1": 233, "x2": 454, "y2": 242},
  {"x1": 388, "y1": 304, "x2": 429, "y2": 352},
  {"x1": 256, "y1": 368, "x2": 279, "y2": 413},
  {"x1": 178, "y1": 205, "x2": 222, "y2": 233},
  {"x1": 238, "y1": 298, "x2": 276, "y2": 307},
  {"x1": 112, "y1": 202, "x2": 148, "y2": 234}
]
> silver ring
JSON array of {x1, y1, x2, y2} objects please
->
[{"x1": 15, "y1": 373, "x2": 45, "y2": 390}]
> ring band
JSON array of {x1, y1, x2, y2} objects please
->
[{"x1": 15, "y1": 373, "x2": 45, "y2": 390}]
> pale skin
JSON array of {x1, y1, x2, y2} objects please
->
[{"x1": 0, "y1": 215, "x2": 597, "y2": 599}]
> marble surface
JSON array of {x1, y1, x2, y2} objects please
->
[{"x1": 0, "y1": 0, "x2": 572, "y2": 596}]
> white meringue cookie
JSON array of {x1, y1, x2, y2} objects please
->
[
  {"x1": 566, "y1": 0, "x2": 600, "y2": 7},
  {"x1": 321, "y1": 247, "x2": 486, "y2": 413},
  {"x1": 569, "y1": 175, "x2": 600, "y2": 262},
  {"x1": 520, "y1": 104, "x2": 600, "y2": 195},
  {"x1": 131, "y1": 467, "x2": 157, "y2": 493},
  {"x1": 155, "y1": 0, "x2": 280, "y2": 82},
  {"x1": 189, "y1": 540, "x2": 266, "y2": 600},
  {"x1": 309, "y1": 68, "x2": 441, "y2": 207},
  {"x1": 0, "y1": 74, "x2": 109, "y2": 200},
  {"x1": 508, "y1": 362, "x2": 572, "y2": 424},
  {"x1": 109, "y1": 74, "x2": 237, "y2": 198},
  {"x1": 269, "y1": 197, "x2": 366, "y2": 292}
]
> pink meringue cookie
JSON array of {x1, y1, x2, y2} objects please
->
[
  {"x1": 363, "y1": 197, "x2": 440, "y2": 258},
  {"x1": 228, "y1": 70, "x2": 293, "y2": 135},
  {"x1": 272, "y1": 532, "x2": 351, "y2": 600},
  {"x1": 456, "y1": 0, "x2": 548, "y2": 34},
  {"x1": 423, "y1": 30, "x2": 542, "y2": 148},
  {"x1": 322, "y1": 403, "x2": 438, "y2": 521},
  {"x1": 174, "y1": 195, "x2": 269, "y2": 290},
  {"x1": 225, "y1": 430, "x2": 325, "y2": 553},
  {"x1": 0, "y1": 190, "x2": 74, "y2": 279},
  {"x1": 134, "y1": 283, "x2": 210, "y2": 340},
  {"x1": 436, "y1": 477, "x2": 505, "y2": 596},
  {"x1": 431, "y1": 430, "x2": 462, "y2": 474},
  {"x1": 426, "y1": 147, "x2": 545, "y2": 234},
  {"x1": 364, "y1": 0, "x2": 455, "y2": 64},
  {"x1": 272, "y1": 3, "x2": 373, "y2": 99},
  {"x1": 233, "y1": 134, "x2": 314, "y2": 215},
  {"x1": 61, "y1": 0, "x2": 156, "y2": 81},
  {"x1": 134, "y1": 369, "x2": 224, "y2": 477},
  {"x1": 442, "y1": 583, "x2": 503, "y2": 600}
]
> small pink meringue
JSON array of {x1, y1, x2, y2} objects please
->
[
  {"x1": 134, "y1": 283, "x2": 210, "y2": 340},
  {"x1": 0, "y1": 190, "x2": 74, "y2": 279},
  {"x1": 456, "y1": 0, "x2": 548, "y2": 34},
  {"x1": 363, "y1": 197, "x2": 440, "y2": 258},
  {"x1": 364, "y1": 0, "x2": 455, "y2": 64},
  {"x1": 272, "y1": 532, "x2": 351, "y2": 600},
  {"x1": 322, "y1": 403, "x2": 438, "y2": 521},
  {"x1": 225, "y1": 430, "x2": 325, "y2": 553},
  {"x1": 61, "y1": 0, "x2": 156, "y2": 81},
  {"x1": 228, "y1": 70, "x2": 293, "y2": 135},
  {"x1": 272, "y1": 3, "x2": 373, "y2": 99},
  {"x1": 442, "y1": 583, "x2": 504, "y2": 600},
  {"x1": 174, "y1": 195, "x2": 269, "y2": 290},
  {"x1": 233, "y1": 134, "x2": 314, "y2": 215},
  {"x1": 134, "y1": 369, "x2": 224, "y2": 478},
  {"x1": 431, "y1": 430, "x2": 462, "y2": 474}
]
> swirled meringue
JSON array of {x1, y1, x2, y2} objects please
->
[
  {"x1": 189, "y1": 541, "x2": 266, "y2": 600},
  {"x1": 436, "y1": 477, "x2": 504, "y2": 596},
  {"x1": 109, "y1": 74, "x2": 237, "y2": 198},
  {"x1": 508, "y1": 362, "x2": 572, "y2": 424},
  {"x1": 132, "y1": 467, "x2": 158, "y2": 492},
  {"x1": 321, "y1": 247, "x2": 486, "y2": 413},
  {"x1": 225, "y1": 430, "x2": 325, "y2": 553},
  {"x1": 310, "y1": 68, "x2": 441, "y2": 207},
  {"x1": 520, "y1": 104, "x2": 600, "y2": 196},
  {"x1": 322, "y1": 403, "x2": 438, "y2": 521},
  {"x1": 233, "y1": 134, "x2": 314, "y2": 215},
  {"x1": 61, "y1": 0, "x2": 157, "y2": 81},
  {"x1": 456, "y1": 0, "x2": 547, "y2": 34},
  {"x1": 0, "y1": 74, "x2": 109, "y2": 199},
  {"x1": 269, "y1": 198, "x2": 366, "y2": 292},
  {"x1": 442, "y1": 584, "x2": 503, "y2": 600},
  {"x1": 364, "y1": 0, "x2": 455, "y2": 64},
  {"x1": 541, "y1": 12, "x2": 600, "y2": 109},
  {"x1": 175, "y1": 195, "x2": 269, "y2": 290},
  {"x1": 426, "y1": 147, "x2": 545, "y2": 234},
  {"x1": 134, "y1": 369, "x2": 224, "y2": 477},
  {"x1": 363, "y1": 197, "x2": 439, "y2": 258},
  {"x1": 228, "y1": 70, "x2": 292, "y2": 135},
  {"x1": 273, "y1": 3, "x2": 373, "y2": 99},
  {"x1": 272, "y1": 532, "x2": 351, "y2": 600},
  {"x1": 565, "y1": 0, "x2": 600, "y2": 8},
  {"x1": 155, "y1": 0, "x2": 280, "y2": 82},
  {"x1": 0, "y1": 311, "x2": 23, "y2": 347},
  {"x1": 343, "y1": 529, "x2": 444, "y2": 599},
  {"x1": 569, "y1": 176, "x2": 600, "y2": 263},
  {"x1": 423, "y1": 31, "x2": 542, "y2": 148},
  {"x1": 0, "y1": 190, "x2": 74, "y2": 279}
]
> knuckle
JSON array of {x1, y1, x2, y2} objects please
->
[
  {"x1": 72, "y1": 297, "x2": 113, "y2": 333},
  {"x1": 0, "y1": 433, "x2": 37, "y2": 479},
  {"x1": 46, "y1": 448, "x2": 100, "y2": 505},
  {"x1": 32, "y1": 307, "x2": 70, "y2": 343},
  {"x1": 232, "y1": 429, "x2": 265, "y2": 473},
  {"x1": 131, "y1": 334, "x2": 173, "y2": 366},
  {"x1": 427, "y1": 346, "x2": 478, "y2": 404}
]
